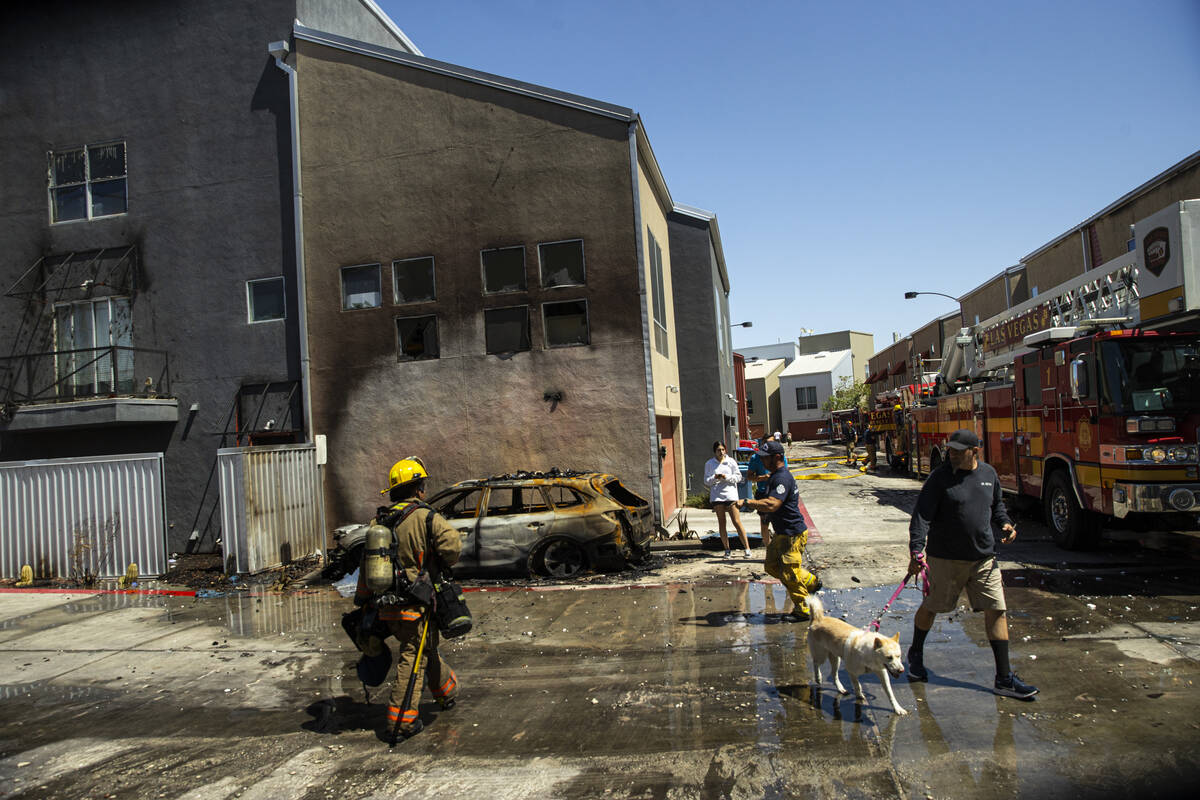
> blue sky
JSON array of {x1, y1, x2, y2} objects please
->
[{"x1": 375, "y1": 0, "x2": 1200, "y2": 358}]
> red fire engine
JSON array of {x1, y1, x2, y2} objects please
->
[{"x1": 886, "y1": 201, "x2": 1200, "y2": 549}]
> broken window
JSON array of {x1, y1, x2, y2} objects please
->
[
  {"x1": 393, "y1": 256, "x2": 436, "y2": 304},
  {"x1": 543, "y1": 300, "x2": 589, "y2": 347},
  {"x1": 481, "y1": 246, "x2": 526, "y2": 294},
  {"x1": 395, "y1": 315, "x2": 439, "y2": 361},
  {"x1": 486, "y1": 487, "x2": 550, "y2": 516},
  {"x1": 247, "y1": 277, "x2": 285, "y2": 323},
  {"x1": 341, "y1": 264, "x2": 381, "y2": 310},
  {"x1": 485, "y1": 306, "x2": 530, "y2": 354},
  {"x1": 544, "y1": 485, "x2": 586, "y2": 509},
  {"x1": 538, "y1": 239, "x2": 585, "y2": 287},
  {"x1": 49, "y1": 142, "x2": 127, "y2": 222},
  {"x1": 438, "y1": 488, "x2": 484, "y2": 519},
  {"x1": 647, "y1": 231, "x2": 668, "y2": 356}
]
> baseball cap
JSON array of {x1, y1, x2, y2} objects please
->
[
  {"x1": 946, "y1": 429, "x2": 981, "y2": 450},
  {"x1": 757, "y1": 440, "x2": 785, "y2": 457}
]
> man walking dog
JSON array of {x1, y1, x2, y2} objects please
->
[{"x1": 905, "y1": 429, "x2": 1038, "y2": 699}]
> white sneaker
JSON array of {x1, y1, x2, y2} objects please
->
[
  {"x1": 743, "y1": 549, "x2": 753, "y2": 559},
  {"x1": 723, "y1": 550, "x2": 732, "y2": 559}
]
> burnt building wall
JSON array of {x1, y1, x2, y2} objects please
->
[
  {"x1": 295, "y1": 40, "x2": 655, "y2": 525},
  {"x1": 0, "y1": 0, "x2": 302, "y2": 553}
]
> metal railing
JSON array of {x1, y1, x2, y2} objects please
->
[{"x1": 0, "y1": 347, "x2": 170, "y2": 407}]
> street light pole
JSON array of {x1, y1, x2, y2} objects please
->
[{"x1": 903, "y1": 291, "x2": 958, "y2": 303}]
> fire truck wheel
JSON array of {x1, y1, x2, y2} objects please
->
[{"x1": 1044, "y1": 471, "x2": 1098, "y2": 550}]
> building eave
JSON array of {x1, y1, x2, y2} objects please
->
[
  {"x1": 354, "y1": 0, "x2": 423, "y2": 55},
  {"x1": 293, "y1": 24, "x2": 636, "y2": 121},
  {"x1": 1021, "y1": 147, "x2": 1200, "y2": 264},
  {"x1": 672, "y1": 203, "x2": 728, "y2": 293}
]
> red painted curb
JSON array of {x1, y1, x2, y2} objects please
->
[
  {"x1": 0, "y1": 586, "x2": 198, "y2": 597},
  {"x1": 796, "y1": 495, "x2": 823, "y2": 542}
]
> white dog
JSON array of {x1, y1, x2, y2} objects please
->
[{"x1": 806, "y1": 595, "x2": 907, "y2": 715}]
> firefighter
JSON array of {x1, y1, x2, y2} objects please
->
[
  {"x1": 739, "y1": 440, "x2": 820, "y2": 620},
  {"x1": 863, "y1": 420, "x2": 878, "y2": 472},
  {"x1": 841, "y1": 418, "x2": 858, "y2": 465},
  {"x1": 354, "y1": 457, "x2": 462, "y2": 740}
]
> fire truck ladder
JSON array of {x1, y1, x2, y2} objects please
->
[{"x1": 965, "y1": 250, "x2": 1141, "y2": 380}]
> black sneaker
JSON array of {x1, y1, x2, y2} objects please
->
[
  {"x1": 906, "y1": 647, "x2": 928, "y2": 681},
  {"x1": 994, "y1": 672, "x2": 1038, "y2": 699},
  {"x1": 437, "y1": 697, "x2": 456, "y2": 711},
  {"x1": 783, "y1": 609, "x2": 811, "y2": 622}
]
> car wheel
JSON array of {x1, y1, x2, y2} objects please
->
[
  {"x1": 535, "y1": 538, "x2": 587, "y2": 579},
  {"x1": 1044, "y1": 471, "x2": 1099, "y2": 550}
]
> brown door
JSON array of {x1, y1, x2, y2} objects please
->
[{"x1": 656, "y1": 416, "x2": 678, "y2": 516}]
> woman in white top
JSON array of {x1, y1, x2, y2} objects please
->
[{"x1": 704, "y1": 441, "x2": 751, "y2": 559}]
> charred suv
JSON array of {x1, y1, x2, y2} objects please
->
[{"x1": 327, "y1": 470, "x2": 654, "y2": 579}]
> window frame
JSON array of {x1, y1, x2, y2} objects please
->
[
  {"x1": 480, "y1": 245, "x2": 528, "y2": 295},
  {"x1": 48, "y1": 140, "x2": 128, "y2": 224},
  {"x1": 484, "y1": 304, "x2": 531, "y2": 355},
  {"x1": 647, "y1": 231, "x2": 668, "y2": 357},
  {"x1": 392, "y1": 255, "x2": 437, "y2": 305},
  {"x1": 537, "y1": 238, "x2": 586, "y2": 289},
  {"x1": 340, "y1": 263, "x2": 383, "y2": 311},
  {"x1": 394, "y1": 314, "x2": 440, "y2": 362},
  {"x1": 246, "y1": 276, "x2": 286, "y2": 324},
  {"x1": 541, "y1": 299, "x2": 590, "y2": 348},
  {"x1": 795, "y1": 385, "x2": 818, "y2": 410}
]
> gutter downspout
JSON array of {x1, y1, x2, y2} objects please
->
[
  {"x1": 270, "y1": 39, "x2": 313, "y2": 444},
  {"x1": 629, "y1": 122, "x2": 664, "y2": 526}
]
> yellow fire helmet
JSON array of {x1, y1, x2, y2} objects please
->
[
  {"x1": 894, "y1": 404, "x2": 902, "y2": 410},
  {"x1": 381, "y1": 456, "x2": 428, "y2": 494}
]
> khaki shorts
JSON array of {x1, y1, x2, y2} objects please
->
[{"x1": 919, "y1": 555, "x2": 1006, "y2": 613}]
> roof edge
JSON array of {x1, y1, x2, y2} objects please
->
[
  {"x1": 356, "y1": 0, "x2": 423, "y2": 55},
  {"x1": 294, "y1": 24, "x2": 636, "y2": 122},
  {"x1": 672, "y1": 203, "x2": 728, "y2": 293},
  {"x1": 1021, "y1": 147, "x2": 1200, "y2": 264}
]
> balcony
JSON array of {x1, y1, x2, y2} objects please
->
[{"x1": 0, "y1": 347, "x2": 177, "y2": 431}]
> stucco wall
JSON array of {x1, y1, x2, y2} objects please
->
[
  {"x1": 0, "y1": 0, "x2": 300, "y2": 553},
  {"x1": 668, "y1": 212, "x2": 734, "y2": 493},
  {"x1": 959, "y1": 274, "x2": 1008, "y2": 328},
  {"x1": 1024, "y1": 165, "x2": 1200, "y2": 295},
  {"x1": 295, "y1": 41, "x2": 657, "y2": 525}
]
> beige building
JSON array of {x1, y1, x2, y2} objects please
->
[
  {"x1": 742, "y1": 358, "x2": 786, "y2": 439},
  {"x1": 798, "y1": 330, "x2": 874, "y2": 383}
]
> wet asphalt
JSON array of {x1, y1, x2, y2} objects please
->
[{"x1": 1, "y1": 444, "x2": 1199, "y2": 799}]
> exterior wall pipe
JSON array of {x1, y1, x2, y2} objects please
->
[
  {"x1": 270, "y1": 39, "x2": 313, "y2": 443},
  {"x1": 629, "y1": 121, "x2": 663, "y2": 525}
]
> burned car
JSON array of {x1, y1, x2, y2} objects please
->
[{"x1": 327, "y1": 470, "x2": 654, "y2": 579}]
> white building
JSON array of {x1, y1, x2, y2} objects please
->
[{"x1": 779, "y1": 349, "x2": 853, "y2": 440}]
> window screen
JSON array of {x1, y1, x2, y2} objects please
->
[{"x1": 341, "y1": 264, "x2": 381, "y2": 310}]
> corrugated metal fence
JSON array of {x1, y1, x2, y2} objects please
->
[
  {"x1": 218, "y1": 443, "x2": 324, "y2": 574},
  {"x1": 0, "y1": 452, "x2": 167, "y2": 579}
]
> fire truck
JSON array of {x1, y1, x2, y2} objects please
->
[{"x1": 896, "y1": 200, "x2": 1200, "y2": 549}]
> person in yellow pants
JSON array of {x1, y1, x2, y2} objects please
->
[{"x1": 739, "y1": 440, "x2": 821, "y2": 620}]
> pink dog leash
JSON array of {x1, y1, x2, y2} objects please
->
[
  {"x1": 868, "y1": 576, "x2": 910, "y2": 632},
  {"x1": 867, "y1": 555, "x2": 931, "y2": 631}
]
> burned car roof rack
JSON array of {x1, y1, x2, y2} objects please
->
[{"x1": 484, "y1": 467, "x2": 597, "y2": 481}]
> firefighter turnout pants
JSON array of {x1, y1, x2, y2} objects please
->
[
  {"x1": 384, "y1": 607, "x2": 459, "y2": 734},
  {"x1": 764, "y1": 531, "x2": 818, "y2": 615}
]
